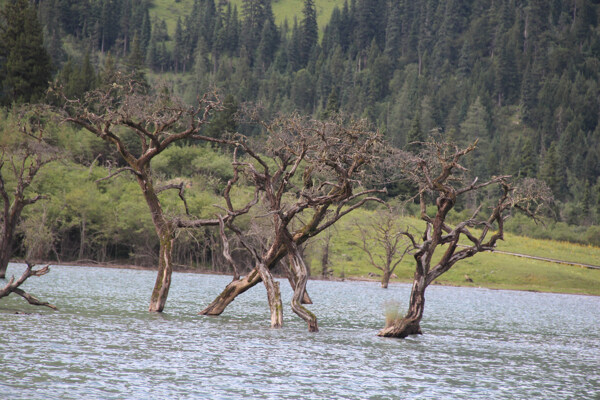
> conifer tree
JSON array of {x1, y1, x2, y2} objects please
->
[
  {"x1": 300, "y1": 0, "x2": 318, "y2": 67},
  {"x1": 125, "y1": 34, "x2": 146, "y2": 82},
  {"x1": 384, "y1": 1, "x2": 401, "y2": 62},
  {"x1": 406, "y1": 111, "x2": 424, "y2": 152},
  {"x1": 0, "y1": 0, "x2": 52, "y2": 105},
  {"x1": 173, "y1": 18, "x2": 184, "y2": 72}
]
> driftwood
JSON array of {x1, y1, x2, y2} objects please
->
[{"x1": 0, "y1": 262, "x2": 57, "y2": 310}]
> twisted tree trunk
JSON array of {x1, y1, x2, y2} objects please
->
[
  {"x1": 0, "y1": 262, "x2": 57, "y2": 310},
  {"x1": 378, "y1": 272, "x2": 425, "y2": 338},
  {"x1": 289, "y1": 244, "x2": 318, "y2": 332},
  {"x1": 141, "y1": 174, "x2": 176, "y2": 313},
  {"x1": 257, "y1": 262, "x2": 283, "y2": 328},
  {"x1": 286, "y1": 255, "x2": 313, "y2": 304},
  {"x1": 200, "y1": 268, "x2": 262, "y2": 315},
  {"x1": 149, "y1": 230, "x2": 174, "y2": 312}
]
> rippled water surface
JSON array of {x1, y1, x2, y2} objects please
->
[{"x1": 1, "y1": 263, "x2": 599, "y2": 399}]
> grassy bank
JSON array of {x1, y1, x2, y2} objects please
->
[{"x1": 306, "y1": 209, "x2": 600, "y2": 296}]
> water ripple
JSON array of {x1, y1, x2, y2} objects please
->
[{"x1": 1, "y1": 264, "x2": 599, "y2": 399}]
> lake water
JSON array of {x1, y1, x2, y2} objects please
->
[{"x1": 1, "y1": 263, "x2": 599, "y2": 399}]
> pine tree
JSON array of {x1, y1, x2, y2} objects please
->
[
  {"x1": 241, "y1": 0, "x2": 277, "y2": 62},
  {"x1": 384, "y1": 1, "x2": 401, "y2": 62},
  {"x1": 227, "y1": 5, "x2": 240, "y2": 55},
  {"x1": 539, "y1": 141, "x2": 563, "y2": 198},
  {"x1": 406, "y1": 111, "x2": 424, "y2": 152},
  {"x1": 204, "y1": 94, "x2": 238, "y2": 137},
  {"x1": 257, "y1": 18, "x2": 278, "y2": 71},
  {"x1": 140, "y1": 7, "x2": 151, "y2": 55},
  {"x1": 125, "y1": 34, "x2": 146, "y2": 82},
  {"x1": 173, "y1": 18, "x2": 184, "y2": 73},
  {"x1": 460, "y1": 97, "x2": 491, "y2": 178},
  {"x1": 0, "y1": 0, "x2": 52, "y2": 105},
  {"x1": 288, "y1": 17, "x2": 302, "y2": 71},
  {"x1": 356, "y1": 0, "x2": 383, "y2": 54},
  {"x1": 320, "y1": 88, "x2": 340, "y2": 119},
  {"x1": 519, "y1": 136, "x2": 537, "y2": 178},
  {"x1": 300, "y1": 0, "x2": 318, "y2": 67}
]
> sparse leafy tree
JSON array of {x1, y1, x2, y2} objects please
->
[
  {"x1": 0, "y1": 109, "x2": 60, "y2": 279},
  {"x1": 57, "y1": 75, "x2": 226, "y2": 312},
  {"x1": 354, "y1": 208, "x2": 411, "y2": 288},
  {"x1": 200, "y1": 114, "x2": 387, "y2": 332},
  {"x1": 378, "y1": 139, "x2": 553, "y2": 338}
]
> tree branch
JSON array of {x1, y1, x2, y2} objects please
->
[
  {"x1": 0, "y1": 262, "x2": 57, "y2": 310},
  {"x1": 94, "y1": 166, "x2": 141, "y2": 182}
]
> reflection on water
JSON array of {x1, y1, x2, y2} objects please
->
[{"x1": 1, "y1": 263, "x2": 599, "y2": 399}]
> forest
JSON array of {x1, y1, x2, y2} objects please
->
[{"x1": 1, "y1": 0, "x2": 600, "y2": 272}]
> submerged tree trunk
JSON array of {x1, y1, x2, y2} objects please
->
[
  {"x1": 257, "y1": 262, "x2": 283, "y2": 328},
  {"x1": 381, "y1": 270, "x2": 391, "y2": 289},
  {"x1": 148, "y1": 231, "x2": 174, "y2": 312},
  {"x1": 377, "y1": 272, "x2": 425, "y2": 338},
  {"x1": 286, "y1": 255, "x2": 312, "y2": 304},
  {"x1": 140, "y1": 174, "x2": 176, "y2": 313},
  {"x1": 289, "y1": 246, "x2": 318, "y2": 332},
  {"x1": 200, "y1": 268, "x2": 262, "y2": 315},
  {"x1": 0, "y1": 238, "x2": 12, "y2": 279},
  {"x1": 0, "y1": 206, "x2": 21, "y2": 280}
]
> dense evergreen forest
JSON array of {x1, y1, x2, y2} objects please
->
[{"x1": 1, "y1": 0, "x2": 599, "y2": 267}]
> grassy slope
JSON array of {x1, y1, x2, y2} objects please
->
[
  {"x1": 307, "y1": 209, "x2": 600, "y2": 296},
  {"x1": 150, "y1": 0, "x2": 345, "y2": 35}
]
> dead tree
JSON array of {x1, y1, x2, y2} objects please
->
[
  {"x1": 200, "y1": 114, "x2": 386, "y2": 332},
  {"x1": 58, "y1": 76, "x2": 229, "y2": 312},
  {"x1": 354, "y1": 208, "x2": 412, "y2": 288},
  {"x1": 0, "y1": 110, "x2": 60, "y2": 279},
  {"x1": 0, "y1": 261, "x2": 58, "y2": 310},
  {"x1": 378, "y1": 140, "x2": 552, "y2": 338}
]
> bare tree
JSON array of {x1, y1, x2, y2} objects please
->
[
  {"x1": 57, "y1": 76, "x2": 229, "y2": 312},
  {"x1": 378, "y1": 139, "x2": 553, "y2": 338},
  {"x1": 0, "y1": 110, "x2": 60, "y2": 279},
  {"x1": 200, "y1": 114, "x2": 387, "y2": 331},
  {"x1": 0, "y1": 261, "x2": 57, "y2": 310},
  {"x1": 354, "y1": 208, "x2": 412, "y2": 288}
]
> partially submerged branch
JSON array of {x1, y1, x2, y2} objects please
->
[{"x1": 0, "y1": 262, "x2": 57, "y2": 310}]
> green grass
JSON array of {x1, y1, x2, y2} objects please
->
[
  {"x1": 306, "y1": 209, "x2": 600, "y2": 296},
  {"x1": 149, "y1": 0, "x2": 193, "y2": 35},
  {"x1": 150, "y1": 0, "x2": 346, "y2": 36}
]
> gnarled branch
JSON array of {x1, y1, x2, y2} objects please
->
[{"x1": 0, "y1": 262, "x2": 57, "y2": 310}]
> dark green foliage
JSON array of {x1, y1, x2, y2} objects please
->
[
  {"x1": 203, "y1": 94, "x2": 238, "y2": 138},
  {"x1": 300, "y1": 0, "x2": 318, "y2": 67},
  {"x1": 241, "y1": 0, "x2": 277, "y2": 66},
  {"x1": 57, "y1": 52, "x2": 98, "y2": 99},
  {"x1": 2, "y1": 0, "x2": 599, "y2": 231},
  {"x1": 0, "y1": 0, "x2": 52, "y2": 105}
]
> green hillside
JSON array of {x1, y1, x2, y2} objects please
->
[{"x1": 308, "y1": 209, "x2": 600, "y2": 296}]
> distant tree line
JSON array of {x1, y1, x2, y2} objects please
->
[{"x1": 1, "y1": 0, "x2": 600, "y2": 233}]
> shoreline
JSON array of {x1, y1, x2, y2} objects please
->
[{"x1": 8, "y1": 259, "x2": 598, "y2": 297}]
